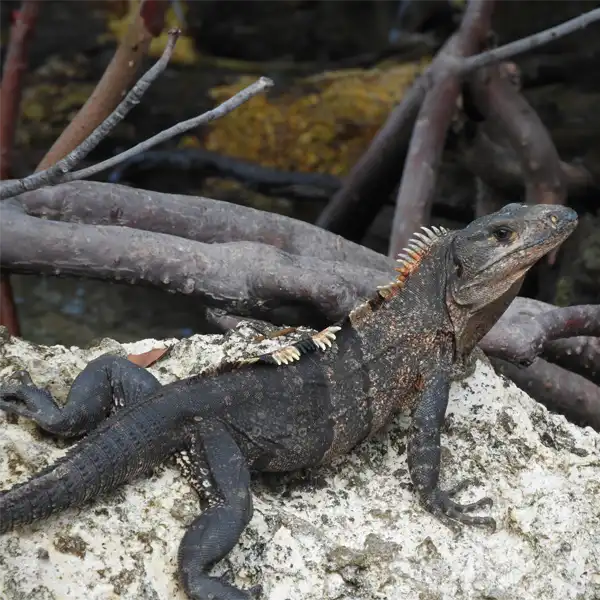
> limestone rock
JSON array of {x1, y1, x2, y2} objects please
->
[{"x1": 0, "y1": 327, "x2": 598, "y2": 600}]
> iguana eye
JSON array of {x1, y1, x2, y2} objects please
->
[{"x1": 492, "y1": 226, "x2": 513, "y2": 242}]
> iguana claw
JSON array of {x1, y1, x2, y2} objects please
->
[{"x1": 424, "y1": 478, "x2": 496, "y2": 532}]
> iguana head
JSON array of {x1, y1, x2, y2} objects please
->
[{"x1": 445, "y1": 203, "x2": 578, "y2": 352}]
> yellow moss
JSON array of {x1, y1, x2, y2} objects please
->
[
  {"x1": 103, "y1": 0, "x2": 199, "y2": 65},
  {"x1": 204, "y1": 59, "x2": 430, "y2": 175}
]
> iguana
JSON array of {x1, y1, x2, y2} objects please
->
[{"x1": 0, "y1": 203, "x2": 577, "y2": 600}]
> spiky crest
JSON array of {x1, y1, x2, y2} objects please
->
[{"x1": 377, "y1": 225, "x2": 449, "y2": 299}]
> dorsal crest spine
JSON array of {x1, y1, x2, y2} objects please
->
[{"x1": 377, "y1": 225, "x2": 449, "y2": 299}]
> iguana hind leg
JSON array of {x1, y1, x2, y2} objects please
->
[
  {"x1": 407, "y1": 371, "x2": 496, "y2": 531},
  {"x1": 0, "y1": 354, "x2": 161, "y2": 438},
  {"x1": 177, "y1": 420, "x2": 256, "y2": 600}
]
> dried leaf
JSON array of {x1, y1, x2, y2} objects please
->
[{"x1": 127, "y1": 347, "x2": 169, "y2": 367}]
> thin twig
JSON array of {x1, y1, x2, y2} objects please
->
[
  {"x1": 62, "y1": 77, "x2": 274, "y2": 182},
  {"x1": 0, "y1": 29, "x2": 181, "y2": 201},
  {"x1": 462, "y1": 7, "x2": 600, "y2": 73},
  {"x1": 35, "y1": 0, "x2": 168, "y2": 170}
]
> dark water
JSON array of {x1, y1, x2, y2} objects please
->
[{"x1": 11, "y1": 274, "x2": 212, "y2": 347}]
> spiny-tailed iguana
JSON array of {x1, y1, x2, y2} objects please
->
[{"x1": 0, "y1": 203, "x2": 578, "y2": 599}]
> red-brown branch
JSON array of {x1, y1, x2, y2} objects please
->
[
  {"x1": 459, "y1": 125, "x2": 595, "y2": 200},
  {"x1": 35, "y1": 0, "x2": 167, "y2": 171},
  {"x1": 0, "y1": 1, "x2": 40, "y2": 179},
  {"x1": 314, "y1": 82, "x2": 426, "y2": 241},
  {"x1": 0, "y1": 0, "x2": 41, "y2": 337},
  {"x1": 467, "y1": 67, "x2": 566, "y2": 208},
  {"x1": 388, "y1": 0, "x2": 495, "y2": 258}
]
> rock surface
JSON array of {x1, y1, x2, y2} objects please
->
[{"x1": 0, "y1": 326, "x2": 598, "y2": 600}]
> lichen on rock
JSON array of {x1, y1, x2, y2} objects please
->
[{"x1": 0, "y1": 326, "x2": 598, "y2": 600}]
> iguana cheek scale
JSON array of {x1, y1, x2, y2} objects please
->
[{"x1": 0, "y1": 203, "x2": 578, "y2": 600}]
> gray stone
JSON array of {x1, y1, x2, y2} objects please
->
[{"x1": 0, "y1": 327, "x2": 598, "y2": 600}]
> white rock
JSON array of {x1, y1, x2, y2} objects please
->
[{"x1": 0, "y1": 327, "x2": 598, "y2": 600}]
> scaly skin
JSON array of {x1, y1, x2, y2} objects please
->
[{"x1": 0, "y1": 203, "x2": 578, "y2": 599}]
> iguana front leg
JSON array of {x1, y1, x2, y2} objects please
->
[
  {"x1": 407, "y1": 371, "x2": 496, "y2": 530},
  {"x1": 0, "y1": 355, "x2": 161, "y2": 438}
]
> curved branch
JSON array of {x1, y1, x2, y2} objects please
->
[
  {"x1": 35, "y1": 0, "x2": 168, "y2": 171},
  {"x1": 15, "y1": 181, "x2": 392, "y2": 273},
  {"x1": 467, "y1": 67, "x2": 566, "y2": 207},
  {"x1": 544, "y1": 337, "x2": 600, "y2": 385},
  {"x1": 481, "y1": 300, "x2": 600, "y2": 368},
  {"x1": 459, "y1": 127, "x2": 596, "y2": 199},
  {"x1": 0, "y1": 203, "x2": 388, "y2": 325}
]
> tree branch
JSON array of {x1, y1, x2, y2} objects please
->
[
  {"x1": 34, "y1": 0, "x2": 168, "y2": 171},
  {"x1": 463, "y1": 7, "x2": 600, "y2": 72},
  {"x1": 0, "y1": 30, "x2": 182, "y2": 201},
  {"x1": 0, "y1": 0, "x2": 40, "y2": 180},
  {"x1": 0, "y1": 0, "x2": 41, "y2": 337},
  {"x1": 316, "y1": 5, "x2": 600, "y2": 245},
  {"x1": 388, "y1": 0, "x2": 495, "y2": 257},
  {"x1": 14, "y1": 181, "x2": 391, "y2": 273},
  {"x1": 0, "y1": 202, "x2": 388, "y2": 326}
]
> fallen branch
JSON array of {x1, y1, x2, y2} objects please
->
[
  {"x1": 107, "y1": 148, "x2": 341, "y2": 201},
  {"x1": 14, "y1": 181, "x2": 391, "y2": 273},
  {"x1": 0, "y1": 29, "x2": 182, "y2": 200},
  {"x1": 34, "y1": 0, "x2": 168, "y2": 170},
  {"x1": 0, "y1": 202, "x2": 388, "y2": 325}
]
